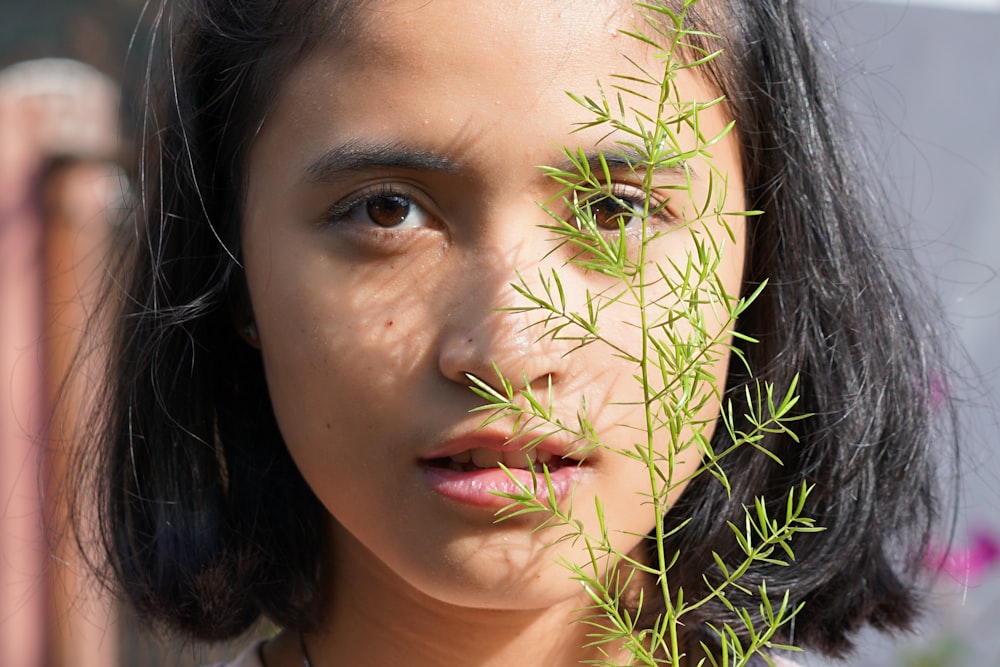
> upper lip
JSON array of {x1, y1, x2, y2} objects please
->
[{"x1": 420, "y1": 428, "x2": 588, "y2": 462}]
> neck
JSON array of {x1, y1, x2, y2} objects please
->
[
  {"x1": 316, "y1": 595, "x2": 619, "y2": 667},
  {"x1": 279, "y1": 531, "x2": 636, "y2": 667}
]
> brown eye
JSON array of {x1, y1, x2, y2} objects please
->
[
  {"x1": 366, "y1": 195, "x2": 412, "y2": 227},
  {"x1": 328, "y1": 190, "x2": 431, "y2": 229},
  {"x1": 586, "y1": 195, "x2": 642, "y2": 230}
]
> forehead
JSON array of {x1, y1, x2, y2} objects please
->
[
  {"x1": 340, "y1": 0, "x2": 637, "y2": 67},
  {"x1": 303, "y1": 0, "x2": 643, "y2": 99},
  {"x1": 252, "y1": 0, "x2": 732, "y2": 183}
]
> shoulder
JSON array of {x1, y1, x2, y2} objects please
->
[
  {"x1": 205, "y1": 642, "x2": 265, "y2": 667},
  {"x1": 747, "y1": 653, "x2": 802, "y2": 667}
]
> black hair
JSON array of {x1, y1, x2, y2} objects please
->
[
  {"x1": 657, "y1": 2, "x2": 943, "y2": 655},
  {"x1": 76, "y1": 0, "x2": 947, "y2": 655}
]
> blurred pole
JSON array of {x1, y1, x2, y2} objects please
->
[
  {"x1": 42, "y1": 158, "x2": 121, "y2": 667},
  {"x1": 0, "y1": 75, "x2": 49, "y2": 667},
  {"x1": 0, "y1": 58, "x2": 120, "y2": 667}
]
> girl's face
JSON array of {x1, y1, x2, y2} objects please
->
[{"x1": 244, "y1": 0, "x2": 745, "y2": 613}]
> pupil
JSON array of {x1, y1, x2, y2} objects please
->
[
  {"x1": 367, "y1": 195, "x2": 410, "y2": 227},
  {"x1": 591, "y1": 196, "x2": 629, "y2": 230}
]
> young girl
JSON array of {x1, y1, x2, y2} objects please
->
[{"x1": 76, "y1": 1, "x2": 944, "y2": 665}]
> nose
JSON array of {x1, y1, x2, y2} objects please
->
[
  {"x1": 436, "y1": 230, "x2": 573, "y2": 396},
  {"x1": 438, "y1": 311, "x2": 556, "y2": 396}
]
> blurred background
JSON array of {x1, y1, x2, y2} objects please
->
[
  {"x1": 1, "y1": 2, "x2": 137, "y2": 667},
  {"x1": 805, "y1": 2, "x2": 1000, "y2": 665},
  {"x1": 0, "y1": 0, "x2": 997, "y2": 665}
]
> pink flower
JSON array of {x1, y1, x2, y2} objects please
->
[
  {"x1": 927, "y1": 369, "x2": 949, "y2": 411},
  {"x1": 924, "y1": 528, "x2": 1000, "y2": 584}
]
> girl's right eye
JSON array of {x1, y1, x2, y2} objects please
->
[{"x1": 325, "y1": 190, "x2": 432, "y2": 229}]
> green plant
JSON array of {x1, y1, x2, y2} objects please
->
[{"x1": 468, "y1": 2, "x2": 817, "y2": 665}]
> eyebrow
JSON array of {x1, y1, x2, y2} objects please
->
[
  {"x1": 555, "y1": 147, "x2": 692, "y2": 178},
  {"x1": 302, "y1": 140, "x2": 692, "y2": 184},
  {"x1": 304, "y1": 139, "x2": 459, "y2": 182}
]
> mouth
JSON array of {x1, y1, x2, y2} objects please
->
[
  {"x1": 419, "y1": 433, "x2": 588, "y2": 509},
  {"x1": 423, "y1": 446, "x2": 576, "y2": 473}
]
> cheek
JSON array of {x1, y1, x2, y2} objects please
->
[
  {"x1": 248, "y1": 262, "x2": 433, "y2": 462},
  {"x1": 593, "y1": 217, "x2": 746, "y2": 476}
]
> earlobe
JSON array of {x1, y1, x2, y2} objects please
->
[
  {"x1": 240, "y1": 321, "x2": 261, "y2": 349},
  {"x1": 229, "y1": 275, "x2": 261, "y2": 349}
]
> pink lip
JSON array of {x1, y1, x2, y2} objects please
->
[
  {"x1": 421, "y1": 464, "x2": 584, "y2": 509},
  {"x1": 419, "y1": 431, "x2": 588, "y2": 509},
  {"x1": 420, "y1": 431, "x2": 583, "y2": 461}
]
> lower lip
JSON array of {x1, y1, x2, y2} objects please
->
[{"x1": 421, "y1": 464, "x2": 584, "y2": 509}]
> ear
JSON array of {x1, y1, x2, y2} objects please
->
[
  {"x1": 229, "y1": 270, "x2": 261, "y2": 349},
  {"x1": 239, "y1": 320, "x2": 261, "y2": 349}
]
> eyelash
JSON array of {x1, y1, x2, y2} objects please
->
[
  {"x1": 576, "y1": 184, "x2": 674, "y2": 233},
  {"x1": 322, "y1": 184, "x2": 433, "y2": 230},
  {"x1": 321, "y1": 182, "x2": 674, "y2": 235}
]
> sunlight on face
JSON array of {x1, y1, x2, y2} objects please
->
[{"x1": 243, "y1": 0, "x2": 745, "y2": 614}]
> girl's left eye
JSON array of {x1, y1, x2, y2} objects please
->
[
  {"x1": 584, "y1": 193, "x2": 644, "y2": 231},
  {"x1": 327, "y1": 191, "x2": 431, "y2": 229}
]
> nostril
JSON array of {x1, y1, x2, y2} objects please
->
[{"x1": 437, "y1": 316, "x2": 568, "y2": 390}]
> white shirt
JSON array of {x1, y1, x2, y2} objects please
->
[{"x1": 210, "y1": 641, "x2": 803, "y2": 666}]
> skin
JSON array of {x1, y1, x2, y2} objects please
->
[{"x1": 243, "y1": 1, "x2": 746, "y2": 664}]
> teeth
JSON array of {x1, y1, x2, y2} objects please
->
[
  {"x1": 470, "y1": 448, "x2": 503, "y2": 468},
  {"x1": 449, "y1": 448, "x2": 561, "y2": 470},
  {"x1": 447, "y1": 449, "x2": 562, "y2": 471},
  {"x1": 500, "y1": 449, "x2": 535, "y2": 470}
]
